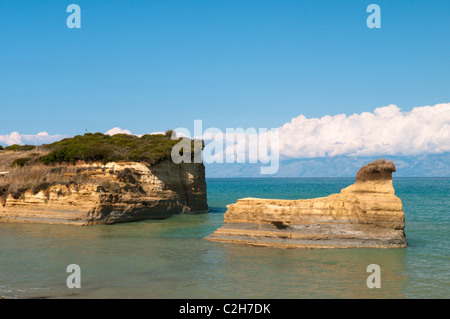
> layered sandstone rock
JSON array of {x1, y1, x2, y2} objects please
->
[
  {"x1": 206, "y1": 159, "x2": 406, "y2": 248},
  {"x1": 0, "y1": 160, "x2": 208, "y2": 225}
]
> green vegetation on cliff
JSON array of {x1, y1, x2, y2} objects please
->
[
  {"x1": 38, "y1": 133, "x2": 181, "y2": 165},
  {"x1": 4, "y1": 144, "x2": 36, "y2": 151}
]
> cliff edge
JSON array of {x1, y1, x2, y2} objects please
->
[
  {"x1": 206, "y1": 159, "x2": 406, "y2": 248},
  {"x1": 0, "y1": 133, "x2": 208, "y2": 225}
]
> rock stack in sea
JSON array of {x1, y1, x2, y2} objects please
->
[{"x1": 206, "y1": 159, "x2": 406, "y2": 248}]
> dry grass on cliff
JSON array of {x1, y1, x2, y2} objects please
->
[
  {"x1": 0, "y1": 149, "x2": 49, "y2": 170},
  {"x1": 1, "y1": 164, "x2": 71, "y2": 198},
  {"x1": 0, "y1": 149, "x2": 146, "y2": 200},
  {"x1": 0, "y1": 163, "x2": 110, "y2": 199}
]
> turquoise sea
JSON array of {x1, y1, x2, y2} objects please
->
[{"x1": 0, "y1": 178, "x2": 448, "y2": 299}]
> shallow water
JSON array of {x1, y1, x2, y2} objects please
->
[{"x1": 0, "y1": 178, "x2": 448, "y2": 298}]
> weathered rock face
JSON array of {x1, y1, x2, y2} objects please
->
[
  {"x1": 206, "y1": 159, "x2": 406, "y2": 248},
  {"x1": 0, "y1": 160, "x2": 208, "y2": 225}
]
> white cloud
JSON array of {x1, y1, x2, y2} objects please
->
[
  {"x1": 105, "y1": 127, "x2": 133, "y2": 136},
  {"x1": 277, "y1": 103, "x2": 450, "y2": 158},
  {"x1": 104, "y1": 127, "x2": 170, "y2": 137},
  {"x1": 0, "y1": 131, "x2": 68, "y2": 146},
  {"x1": 2, "y1": 103, "x2": 449, "y2": 161},
  {"x1": 159, "y1": 103, "x2": 450, "y2": 164},
  {"x1": 0, "y1": 132, "x2": 22, "y2": 145}
]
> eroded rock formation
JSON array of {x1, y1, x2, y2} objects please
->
[
  {"x1": 0, "y1": 160, "x2": 208, "y2": 225},
  {"x1": 206, "y1": 159, "x2": 406, "y2": 248}
]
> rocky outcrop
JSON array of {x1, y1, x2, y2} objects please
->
[
  {"x1": 0, "y1": 160, "x2": 208, "y2": 225},
  {"x1": 206, "y1": 159, "x2": 406, "y2": 248}
]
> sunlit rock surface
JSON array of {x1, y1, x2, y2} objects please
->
[{"x1": 206, "y1": 159, "x2": 406, "y2": 248}]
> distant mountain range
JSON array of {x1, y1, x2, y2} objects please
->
[{"x1": 205, "y1": 153, "x2": 450, "y2": 178}]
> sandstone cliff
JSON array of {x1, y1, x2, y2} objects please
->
[
  {"x1": 206, "y1": 159, "x2": 406, "y2": 248},
  {"x1": 0, "y1": 160, "x2": 208, "y2": 225}
]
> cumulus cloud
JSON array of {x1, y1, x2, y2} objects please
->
[
  {"x1": 277, "y1": 103, "x2": 450, "y2": 158},
  {"x1": 0, "y1": 131, "x2": 69, "y2": 146},
  {"x1": 2, "y1": 103, "x2": 449, "y2": 162},
  {"x1": 0, "y1": 132, "x2": 22, "y2": 145},
  {"x1": 104, "y1": 127, "x2": 169, "y2": 137},
  {"x1": 170, "y1": 103, "x2": 450, "y2": 165},
  {"x1": 105, "y1": 127, "x2": 133, "y2": 136}
]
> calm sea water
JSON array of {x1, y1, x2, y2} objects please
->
[{"x1": 0, "y1": 178, "x2": 448, "y2": 299}]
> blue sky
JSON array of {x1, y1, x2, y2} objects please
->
[{"x1": 1, "y1": 0, "x2": 449, "y2": 137}]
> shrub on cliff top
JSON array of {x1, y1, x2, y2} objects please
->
[
  {"x1": 11, "y1": 157, "x2": 32, "y2": 168},
  {"x1": 38, "y1": 132, "x2": 182, "y2": 165},
  {"x1": 5, "y1": 144, "x2": 35, "y2": 151},
  {"x1": 165, "y1": 129, "x2": 174, "y2": 137}
]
